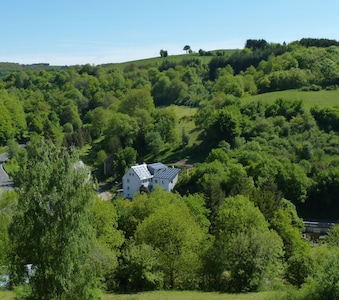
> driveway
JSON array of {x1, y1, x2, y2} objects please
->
[{"x1": 0, "y1": 152, "x2": 13, "y2": 193}]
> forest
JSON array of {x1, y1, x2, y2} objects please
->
[{"x1": 1, "y1": 38, "x2": 339, "y2": 299}]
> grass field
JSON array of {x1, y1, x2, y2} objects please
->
[
  {"x1": 104, "y1": 290, "x2": 285, "y2": 300},
  {"x1": 103, "y1": 49, "x2": 238, "y2": 70},
  {"x1": 0, "y1": 290, "x2": 15, "y2": 300},
  {"x1": 246, "y1": 89, "x2": 339, "y2": 109},
  {"x1": 0, "y1": 290, "x2": 285, "y2": 300}
]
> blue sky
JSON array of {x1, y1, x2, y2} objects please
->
[{"x1": 2, "y1": 0, "x2": 339, "y2": 65}]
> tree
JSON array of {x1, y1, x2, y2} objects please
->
[
  {"x1": 299, "y1": 247, "x2": 339, "y2": 300},
  {"x1": 181, "y1": 127, "x2": 189, "y2": 148},
  {"x1": 9, "y1": 137, "x2": 100, "y2": 299},
  {"x1": 276, "y1": 162, "x2": 311, "y2": 203},
  {"x1": 116, "y1": 241, "x2": 164, "y2": 292},
  {"x1": 209, "y1": 108, "x2": 242, "y2": 146},
  {"x1": 135, "y1": 202, "x2": 209, "y2": 289},
  {"x1": 145, "y1": 131, "x2": 164, "y2": 157},
  {"x1": 210, "y1": 195, "x2": 283, "y2": 292},
  {"x1": 85, "y1": 107, "x2": 110, "y2": 138},
  {"x1": 327, "y1": 224, "x2": 339, "y2": 247},
  {"x1": 104, "y1": 112, "x2": 139, "y2": 151},
  {"x1": 160, "y1": 50, "x2": 168, "y2": 58},
  {"x1": 183, "y1": 45, "x2": 191, "y2": 54},
  {"x1": 119, "y1": 87, "x2": 155, "y2": 117},
  {"x1": 113, "y1": 146, "x2": 137, "y2": 179},
  {"x1": 0, "y1": 191, "x2": 18, "y2": 279},
  {"x1": 91, "y1": 198, "x2": 124, "y2": 291}
]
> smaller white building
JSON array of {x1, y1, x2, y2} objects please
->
[{"x1": 122, "y1": 162, "x2": 180, "y2": 198}]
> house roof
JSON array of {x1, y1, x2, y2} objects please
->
[
  {"x1": 147, "y1": 162, "x2": 167, "y2": 175},
  {"x1": 154, "y1": 167, "x2": 180, "y2": 180},
  {"x1": 132, "y1": 164, "x2": 152, "y2": 180}
]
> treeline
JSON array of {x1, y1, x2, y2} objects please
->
[
  {"x1": 299, "y1": 37, "x2": 339, "y2": 48},
  {"x1": 1, "y1": 39, "x2": 339, "y2": 219},
  {"x1": 1, "y1": 39, "x2": 339, "y2": 298},
  {"x1": 1, "y1": 138, "x2": 339, "y2": 299},
  {"x1": 0, "y1": 62, "x2": 64, "y2": 77},
  {"x1": 0, "y1": 38, "x2": 338, "y2": 148}
]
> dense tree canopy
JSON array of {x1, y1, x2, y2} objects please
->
[
  {"x1": 1, "y1": 38, "x2": 339, "y2": 297},
  {"x1": 9, "y1": 137, "x2": 99, "y2": 299}
]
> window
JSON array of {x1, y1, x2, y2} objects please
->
[
  {"x1": 127, "y1": 186, "x2": 130, "y2": 190},
  {"x1": 155, "y1": 179, "x2": 158, "y2": 183},
  {"x1": 127, "y1": 179, "x2": 129, "y2": 183}
]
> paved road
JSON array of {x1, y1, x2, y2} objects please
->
[{"x1": 0, "y1": 152, "x2": 13, "y2": 193}]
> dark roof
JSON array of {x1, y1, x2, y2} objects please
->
[
  {"x1": 154, "y1": 167, "x2": 180, "y2": 180},
  {"x1": 147, "y1": 162, "x2": 167, "y2": 175}
]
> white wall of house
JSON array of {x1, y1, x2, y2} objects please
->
[
  {"x1": 153, "y1": 174, "x2": 179, "y2": 192},
  {"x1": 169, "y1": 174, "x2": 179, "y2": 191},
  {"x1": 122, "y1": 168, "x2": 141, "y2": 198},
  {"x1": 122, "y1": 163, "x2": 180, "y2": 199}
]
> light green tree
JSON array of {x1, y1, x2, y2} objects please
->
[
  {"x1": 0, "y1": 191, "x2": 18, "y2": 278},
  {"x1": 9, "y1": 137, "x2": 100, "y2": 300},
  {"x1": 91, "y1": 197, "x2": 124, "y2": 291},
  {"x1": 210, "y1": 195, "x2": 284, "y2": 292},
  {"x1": 116, "y1": 240, "x2": 164, "y2": 292},
  {"x1": 113, "y1": 146, "x2": 137, "y2": 178},
  {"x1": 145, "y1": 131, "x2": 164, "y2": 157},
  {"x1": 135, "y1": 202, "x2": 209, "y2": 289}
]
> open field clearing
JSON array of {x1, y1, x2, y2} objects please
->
[{"x1": 246, "y1": 89, "x2": 339, "y2": 108}]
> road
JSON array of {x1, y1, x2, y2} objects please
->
[{"x1": 0, "y1": 152, "x2": 13, "y2": 193}]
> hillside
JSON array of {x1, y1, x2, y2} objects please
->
[
  {"x1": 246, "y1": 89, "x2": 339, "y2": 109},
  {"x1": 2, "y1": 38, "x2": 339, "y2": 299},
  {"x1": 0, "y1": 62, "x2": 66, "y2": 77}
]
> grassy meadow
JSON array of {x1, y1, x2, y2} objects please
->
[
  {"x1": 104, "y1": 49, "x2": 238, "y2": 70},
  {"x1": 0, "y1": 290, "x2": 16, "y2": 300},
  {"x1": 144, "y1": 87, "x2": 339, "y2": 164},
  {"x1": 0, "y1": 290, "x2": 286, "y2": 300},
  {"x1": 246, "y1": 89, "x2": 339, "y2": 109}
]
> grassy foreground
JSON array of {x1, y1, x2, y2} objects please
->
[
  {"x1": 0, "y1": 290, "x2": 15, "y2": 300},
  {"x1": 104, "y1": 290, "x2": 285, "y2": 300},
  {"x1": 0, "y1": 290, "x2": 285, "y2": 300}
]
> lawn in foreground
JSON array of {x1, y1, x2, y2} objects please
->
[
  {"x1": 103, "y1": 290, "x2": 285, "y2": 300},
  {"x1": 0, "y1": 290, "x2": 16, "y2": 300},
  {"x1": 0, "y1": 290, "x2": 285, "y2": 300}
]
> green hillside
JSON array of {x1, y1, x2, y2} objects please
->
[
  {"x1": 2, "y1": 39, "x2": 339, "y2": 299},
  {"x1": 113, "y1": 49, "x2": 238, "y2": 68},
  {"x1": 246, "y1": 89, "x2": 339, "y2": 108},
  {"x1": 0, "y1": 62, "x2": 65, "y2": 77}
]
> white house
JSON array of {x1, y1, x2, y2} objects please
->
[{"x1": 122, "y1": 162, "x2": 180, "y2": 198}]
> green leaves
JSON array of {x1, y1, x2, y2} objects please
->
[
  {"x1": 135, "y1": 203, "x2": 208, "y2": 289},
  {"x1": 9, "y1": 138, "x2": 99, "y2": 299},
  {"x1": 212, "y1": 195, "x2": 284, "y2": 292}
]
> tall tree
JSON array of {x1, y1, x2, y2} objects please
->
[
  {"x1": 9, "y1": 137, "x2": 100, "y2": 300},
  {"x1": 183, "y1": 45, "x2": 191, "y2": 54},
  {"x1": 135, "y1": 202, "x2": 209, "y2": 289},
  {"x1": 210, "y1": 195, "x2": 283, "y2": 292}
]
